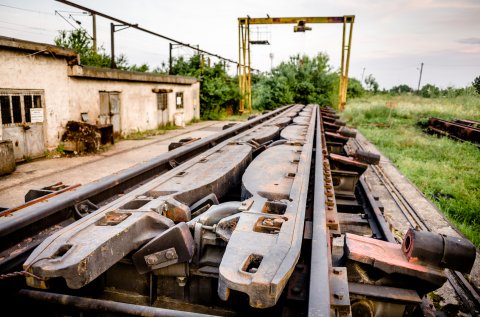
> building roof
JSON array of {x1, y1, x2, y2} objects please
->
[
  {"x1": 0, "y1": 36, "x2": 79, "y2": 64},
  {"x1": 0, "y1": 36, "x2": 198, "y2": 85},
  {"x1": 68, "y1": 65, "x2": 198, "y2": 85}
]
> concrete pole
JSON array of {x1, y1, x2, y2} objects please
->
[
  {"x1": 92, "y1": 13, "x2": 97, "y2": 52},
  {"x1": 169, "y1": 43, "x2": 172, "y2": 74},
  {"x1": 110, "y1": 23, "x2": 115, "y2": 69},
  {"x1": 417, "y1": 62, "x2": 424, "y2": 92}
]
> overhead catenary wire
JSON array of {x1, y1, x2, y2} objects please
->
[
  {"x1": 55, "y1": 0, "x2": 257, "y2": 70},
  {"x1": 0, "y1": 3, "x2": 54, "y2": 15}
]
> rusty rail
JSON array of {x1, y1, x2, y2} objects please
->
[{"x1": 427, "y1": 117, "x2": 480, "y2": 147}]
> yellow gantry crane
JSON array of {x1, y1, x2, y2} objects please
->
[{"x1": 238, "y1": 16, "x2": 355, "y2": 112}]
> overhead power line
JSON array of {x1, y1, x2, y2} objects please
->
[
  {"x1": 55, "y1": 0, "x2": 256, "y2": 70},
  {"x1": 0, "y1": 4, "x2": 53, "y2": 15}
]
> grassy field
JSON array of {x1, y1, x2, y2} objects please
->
[{"x1": 342, "y1": 94, "x2": 480, "y2": 246}]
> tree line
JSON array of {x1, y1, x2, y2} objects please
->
[{"x1": 55, "y1": 29, "x2": 480, "y2": 118}]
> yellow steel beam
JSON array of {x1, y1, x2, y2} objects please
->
[
  {"x1": 238, "y1": 16, "x2": 354, "y2": 25},
  {"x1": 238, "y1": 15, "x2": 355, "y2": 113}
]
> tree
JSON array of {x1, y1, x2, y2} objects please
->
[
  {"x1": 390, "y1": 84, "x2": 413, "y2": 94},
  {"x1": 473, "y1": 76, "x2": 480, "y2": 95},
  {"x1": 170, "y1": 55, "x2": 241, "y2": 119},
  {"x1": 55, "y1": 29, "x2": 133, "y2": 70},
  {"x1": 347, "y1": 78, "x2": 365, "y2": 99},
  {"x1": 364, "y1": 74, "x2": 379, "y2": 93},
  {"x1": 253, "y1": 53, "x2": 339, "y2": 110},
  {"x1": 420, "y1": 84, "x2": 440, "y2": 98}
]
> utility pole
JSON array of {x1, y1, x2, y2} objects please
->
[
  {"x1": 169, "y1": 43, "x2": 173, "y2": 74},
  {"x1": 361, "y1": 67, "x2": 365, "y2": 84},
  {"x1": 110, "y1": 23, "x2": 134, "y2": 69},
  {"x1": 417, "y1": 62, "x2": 424, "y2": 92},
  {"x1": 92, "y1": 13, "x2": 97, "y2": 52},
  {"x1": 110, "y1": 23, "x2": 115, "y2": 68},
  {"x1": 269, "y1": 52, "x2": 274, "y2": 71}
]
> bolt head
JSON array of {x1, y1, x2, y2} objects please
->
[
  {"x1": 145, "y1": 255, "x2": 157, "y2": 265},
  {"x1": 165, "y1": 250, "x2": 175, "y2": 260}
]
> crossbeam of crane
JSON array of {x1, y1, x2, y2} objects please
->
[{"x1": 238, "y1": 15, "x2": 355, "y2": 113}]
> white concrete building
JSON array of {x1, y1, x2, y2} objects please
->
[{"x1": 0, "y1": 36, "x2": 200, "y2": 161}]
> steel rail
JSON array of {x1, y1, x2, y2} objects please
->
[{"x1": 308, "y1": 106, "x2": 331, "y2": 316}]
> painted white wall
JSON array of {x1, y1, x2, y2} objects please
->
[
  {"x1": 0, "y1": 50, "x2": 70, "y2": 148},
  {"x1": 68, "y1": 79, "x2": 198, "y2": 134},
  {"x1": 0, "y1": 48, "x2": 200, "y2": 149}
]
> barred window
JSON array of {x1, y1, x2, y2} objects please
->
[
  {"x1": 0, "y1": 90, "x2": 44, "y2": 125},
  {"x1": 0, "y1": 96, "x2": 11, "y2": 124},
  {"x1": 157, "y1": 93, "x2": 168, "y2": 111}
]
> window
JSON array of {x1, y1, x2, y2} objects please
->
[
  {"x1": 12, "y1": 96, "x2": 22, "y2": 123},
  {"x1": 0, "y1": 96, "x2": 11, "y2": 124},
  {"x1": 24, "y1": 95, "x2": 33, "y2": 122},
  {"x1": 157, "y1": 93, "x2": 168, "y2": 111},
  {"x1": 176, "y1": 92, "x2": 184, "y2": 109},
  {"x1": 0, "y1": 90, "x2": 44, "y2": 125}
]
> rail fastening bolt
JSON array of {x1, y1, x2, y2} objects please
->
[
  {"x1": 145, "y1": 255, "x2": 157, "y2": 265},
  {"x1": 165, "y1": 250, "x2": 175, "y2": 260}
]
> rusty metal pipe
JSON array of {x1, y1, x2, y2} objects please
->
[
  {"x1": 192, "y1": 201, "x2": 243, "y2": 226},
  {"x1": 402, "y1": 228, "x2": 477, "y2": 274},
  {"x1": 18, "y1": 289, "x2": 217, "y2": 317}
]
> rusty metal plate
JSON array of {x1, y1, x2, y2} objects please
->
[
  {"x1": 270, "y1": 116, "x2": 292, "y2": 128},
  {"x1": 241, "y1": 144, "x2": 301, "y2": 200},
  {"x1": 345, "y1": 233, "x2": 446, "y2": 286},
  {"x1": 280, "y1": 125, "x2": 308, "y2": 141},
  {"x1": 238, "y1": 125, "x2": 280, "y2": 144},
  {"x1": 293, "y1": 116, "x2": 310, "y2": 126}
]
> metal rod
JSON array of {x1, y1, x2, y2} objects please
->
[{"x1": 18, "y1": 289, "x2": 217, "y2": 317}]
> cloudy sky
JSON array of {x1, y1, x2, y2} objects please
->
[{"x1": 1, "y1": 0, "x2": 479, "y2": 89}]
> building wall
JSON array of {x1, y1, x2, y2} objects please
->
[
  {"x1": 0, "y1": 47, "x2": 200, "y2": 150},
  {"x1": 67, "y1": 79, "x2": 199, "y2": 134},
  {"x1": 0, "y1": 50, "x2": 71, "y2": 147}
]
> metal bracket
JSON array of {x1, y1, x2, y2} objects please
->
[{"x1": 144, "y1": 247, "x2": 178, "y2": 270}]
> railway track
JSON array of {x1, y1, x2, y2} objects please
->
[
  {"x1": 426, "y1": 117, "x2": 480, "y2": 148},
  {"x1": 0, "y1": 105, "x2": 477, "y2": 317},
  {"x1": 352, "y1": 135, "x2": 480, "y2": 315}
]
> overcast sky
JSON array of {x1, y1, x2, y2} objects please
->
[{"x1": 1, "y1": 0, "x2": 479, "y2": 89}]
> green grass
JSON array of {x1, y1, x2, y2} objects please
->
[
  {"x1": 342, "y1": 94, "x2": 480, "y2": 246},
  {"x1": 222, "y1": 110, "x2": 263, "y2": 122},
  {"x1": 122, "y1": 123, "x2": 179, "y2": 140}
]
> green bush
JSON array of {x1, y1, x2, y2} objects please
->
[{"x1": 253, "y1": 53, "x2": 342, "y2": 110}]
